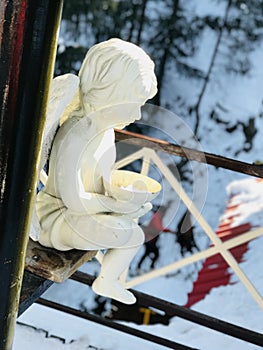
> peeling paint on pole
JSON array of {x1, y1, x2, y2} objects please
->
[{"x1": 0, "y1": 1, "x2": 63, "y2": 348}]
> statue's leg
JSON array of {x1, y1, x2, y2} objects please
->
[
  {"x1": 37, "y1": 207, "x2": 146, "y2": 251},
  {"x1": 92, "y1": 246, "x2": 141, "y2": 304},
  {"x1": 91, "y1": 221, "x2": 144, "y2": 304},
  {"x1": 38, "y1": 204, "x2": 144, "y2": 303},
  {"x1": 62, "y1": 212, "x2": 145, "y2": 249}
]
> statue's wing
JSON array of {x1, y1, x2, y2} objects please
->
[
  {"x1": 30, "y1": 73, "x2": 80, "y2": 241},
  {"x1": 40, "y1": 73, "x2": 80, "y2": 172}
]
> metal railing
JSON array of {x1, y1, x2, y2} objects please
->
[
  {"x1": 40, "y1": 137, "x2": 263, "y2": 309},
  {"x1": 39, "y1": 128, "x2": 263, "y2": 310},
  {"x1": 112, "y1": 146, "x2": 263, "y2": 309}
]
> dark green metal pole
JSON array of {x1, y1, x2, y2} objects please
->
[{"x1": 0, "y1": 1, "x2": 63, "y2": 348}]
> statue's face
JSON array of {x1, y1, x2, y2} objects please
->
[{"x1": 100, "y1": 101, "x2": 144, "y2": 129}]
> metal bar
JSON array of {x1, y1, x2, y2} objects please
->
[
  {"x1": 19, "y1": 271, "x2": 53, "y2": 316},
  {"x1": 126, "y1": 226, "x2": 263, "y2": 288},
  {"x1": 140, "y1": 148, "x2": 152, "y2": 176},
  {"x1": 115, "y1": 129, "x2": 263, "y2": 178},
  {"x1": 134, "y1": 290, "x2": 263, "y2": 347},
  {"x1": 36, "y1": 298, "x2": 198, "y2": 350},
  {"x1": 114, "y1": 148, "x2": 146, "y2": 169},
  {"x1": 0, "y1": 1, "x2": 62, "y2": 348},
  {"x1": 70, "y1": 271, "x2": 263, "y2": 347}
]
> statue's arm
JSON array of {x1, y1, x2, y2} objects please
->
[
  {"x1": 58, "y1": 174, "x2": 151, "y2": 216},
  {"x1": 77, "y1": 190, "x2": 151, "y2": 217},
  {"x1": 52, "y1": 121, "x2": 151, "y2": 217},
  {"x1": 55, "y1": 145, "x2": 149, "y2": 216}
]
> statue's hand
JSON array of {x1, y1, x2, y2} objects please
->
[
  {"x1": 127, "y1": 202, "x2": 152, "y2": 218},
  {"x1": 102, "y1": 195, "x2": 148, "y2": 215},
  {"x1": 76, "y1": 191, "x2": 149, "y2": 215}
]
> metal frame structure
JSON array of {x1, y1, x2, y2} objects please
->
[
  {"x1": 39, "y1": 137, "x2": 263, "y2": 311},
  {"x1": 68, "y1": 271, "x2": 263, "y2": 348},
  {"x1": 20, "y1": 271, "x2": 260, "y2": 349},
  {"x1": 113, "y1": 146, "x2": 263, "y2": 309},
  {"x1": 18, "y1": 269, "x2": 263, "y2": 349},
  {"x1": 38, "y1": 137, "x2": 263, "y2": 309}
]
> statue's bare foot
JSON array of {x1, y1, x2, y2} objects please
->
[{"x1": 92, "y1": 276, "x2": 136, "y2": 304}]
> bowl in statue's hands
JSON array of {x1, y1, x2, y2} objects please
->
[{"x1": 103, "y1": 170, "x2": 161, "y2": 205}]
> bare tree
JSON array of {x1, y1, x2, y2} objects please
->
[{"x1": 190, "y1": 0, "x2": 232, "y2": 136}]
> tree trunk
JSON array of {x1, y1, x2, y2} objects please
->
[
  {"x1": 136, "y1": 0, "x2": 148, "y2": 45},
  {"x1": 153, "y1": 48, "x2": 169, "y2": 106},
  {"x1": 153, "y1": 0, "x2": 180, "y2": 105},
  {"x1": 193, "y1": 0, "x2": 232, "y2": 135}
]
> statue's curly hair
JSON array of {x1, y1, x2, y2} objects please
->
[{"x1": 78, "y1": 38, "x2": 157, "y2": 114}]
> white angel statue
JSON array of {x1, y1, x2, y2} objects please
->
[{"x1": 32, "y1": 38, "x2": 158, "y2": 304}]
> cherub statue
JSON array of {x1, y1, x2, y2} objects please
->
[{"x1": 34, "y1": 38, "x2": 158, "y2": 304}]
